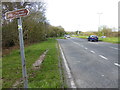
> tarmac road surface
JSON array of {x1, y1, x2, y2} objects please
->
[{"x1": 57, "y1": 37, "x2": 119, "y2": 88}]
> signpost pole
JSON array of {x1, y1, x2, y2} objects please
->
[{"x1": 17, "y1": 17, "x2": 28, "y2": 88}]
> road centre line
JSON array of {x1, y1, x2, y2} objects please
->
[
  {"x1": 73, "y1": 42, "x2": 80, "y2": 46},
  {"x1": 99, "y1": 55, "x2": 108, "y2": 60},
  {"x1": 85, "y1": 47, "x2": 88, "y2": 50},
  {"x1": 101, "y1": 75, "x2": 105, "y2": 77},
  {"x1": 71, "y1": 40, "x2": 109, "y2": 61},
  {"x1": 110, "y1": 47, "x2": 118, "y2": 50},
  {"x1": 70, "y1": 40, "x2": 83, "y2": 47},
  {"x1": 114, "y1": 63, "x2": 120, "y2": 67},
  {"x1": 70, "y1": 39, "x2": 120, "y2": 68},
  {"x1": 90, "y1": 50, "x2": 95, "y2": 54},
  {"x1": 59, "y1": 44, "x2": 76, "y2": 88},
  {"x1": 71, "y1": 40, "x2": 94, "y2": 52}
]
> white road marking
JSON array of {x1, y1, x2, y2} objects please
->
[
  {"x1": 81, "y1": 45, "x2": 84, "y2": 47},
  {"x1": 90, "y1": 50, "x2": 95, "y2": 54},
  {"x1": 84, "y1": 47, "x2": 88, "y2": 50},
  {"x1": 88, "y1": 42, "x2": 98, "y2": 44},
  {"x1": 76, "y1": 61, "x2": 80, "y2": 63},
  {"x1": 70, "y1": 40, "x2": 83, "y2": 47},
  {"x1": 110, "y1": 47, "x2": 118, "y2": 50},
  {"x1": 101, "y1": 75, "x2": 104, "y2": 77},
  {"x1": 114, "y1": 63, "x2": 120, "y2": 67},
  {"x1": 99, "y1": 55, "x2": 108, "y2": 60},
  {"x1": 59, "y1": 44, "x2": 76, "y2": 88}
]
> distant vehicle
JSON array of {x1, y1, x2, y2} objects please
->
[
  {"x1": 101, "y1": 36, "x2": 106, "y2": 38},
  {"x1": 88, "y1": 35, "x2": 98, "y2": 42},
  {"x1": 64, "y1": 35, "x2": 71, "y2": 38}
]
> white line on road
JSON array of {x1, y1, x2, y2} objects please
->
[
  {"x1": 88, "y1": 42, "x2": 98, "y2": 44},
  {"x1": 76, "y1": 61, "x2": 81, "y2": 63},
  {"x1": 90, "y1": 50, "x2": 95, "y2": 54},
  {"x1": 75, "y1": 42, "x2": 80, "y2": 46},
  {"x1": 114, "y1": 63, "x2": 120, "y2": 67},
  {"x1": 70, "y1": 40, "x2": 83, "y2": 47},
  {"x1": 81, "y1": 45, "x2": 84, "y2": 47},
  {"x1": 99, "y1": 55, "x2": 108, "y2": 60},
  {"x1": 101, "y1": 75, "x2": 104, "y2": 77},
  {"x1": 59, "y1": 44, "x2": 76, "y2": 88},
  {"x1": 84, "y1": 47, "x2": 88, "y2": 50},
  {"x1": 110, "y1": 47, "x2": 118, "y2": 50},
  {"x1": 71, "y1": 40, "x2": 79, "y2": 45}
]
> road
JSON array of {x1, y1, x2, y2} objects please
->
[{"x1": 57, "y1": 37, "x2": 119, "y2": 88}]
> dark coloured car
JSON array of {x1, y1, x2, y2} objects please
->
[{"x1": 88, "y1": 35, "x2": 98, "y2": 42}]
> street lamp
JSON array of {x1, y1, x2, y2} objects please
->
[
  {"x1": 97, "y1": 13, "x2": 103, "y2": 36},
  {"x1": 97, "y1": 13, "x2": 103, "y2": 30}
]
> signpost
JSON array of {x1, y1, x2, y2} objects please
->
[
  {"x1": 5, "y1": 8, "x2": 29, "y2": 88},
  {"x1": 5, "y1": 8, "x2": 29, "y2": 20}
]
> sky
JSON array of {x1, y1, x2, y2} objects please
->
[{"x1": 44, "y1": 0, "x2": 119, "y2": 32}]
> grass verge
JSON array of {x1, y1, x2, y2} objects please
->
[
  {"x1": 72, "y1": 35, "x2": 120, "y2": 44},
  {"x1": 2, "y1": 38, "x2": 64, "y2": 88},
  {"x1": 71, "y1": 35, "x2": 88, "y2": 39},
  {"x1": 99, "y1": 37, "x2": 120, "y2": 44}
]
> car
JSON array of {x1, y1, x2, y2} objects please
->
[
  {"x1": 64, "y1": 35, "x2": 71, "y2": 38},
  {"x1": 88, "y1": 35, "x2": 98, "y2": 42},
  {"x1": 101, "y1": 36, "x2": 106, "y2": 38}
]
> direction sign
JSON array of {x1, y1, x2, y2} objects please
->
[
  {"x1": 5, "y1": 8, "x2": 29, "y2": 20},
  {"x1": 5, "y1": 8, "x2": 30, "y2": 88}
]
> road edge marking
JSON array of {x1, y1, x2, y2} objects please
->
[{"x1": 59, "y1": 44, "x2": 77, "y2": 88}]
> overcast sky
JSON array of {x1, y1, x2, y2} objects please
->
[{"x1": 44, "y1": 0, "x2": 119, "y2": 32}]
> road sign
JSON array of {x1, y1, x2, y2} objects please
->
[
  {"x1": 5, "y1": 9, "x2": 29, "y2": 88},
  {"x1": 5, "y1": 8, "x2": 29, "y2": 20}
]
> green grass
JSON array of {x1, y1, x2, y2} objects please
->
[
  {"x1": 77, "y1": 36, "x2": 88, "y2": 39},
  {"x1": 72, "y1": 35, "x2": 120, "y2": 44},
  {"x1": 0, "y1": 58, "x2": 2, "y2": 89},
  {"x1": 72, "y1": 35, "x2": 88, "y2": 39},
  {"x1": 56, "y1": 36, "x2": 66, "y2": 39},
  {"x1": 99, "y1": 37, "x2": 120, "y2": 44},
  {"x1": 2, "y1": 38, "x2": 64, "y2": 88}
]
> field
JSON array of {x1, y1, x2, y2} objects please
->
[{"x1": 2, "y1": 38, "x2": 65, "y2": 88}]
